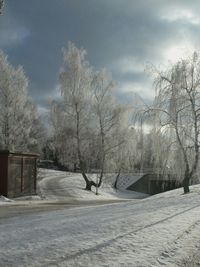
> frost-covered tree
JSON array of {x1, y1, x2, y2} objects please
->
[
  {"x1": 91, "y1": 69, "x2": 123, "y2": 191},
  {"x1": 51, "y1": 43, "x2": 125, "y2": 191},
  {"x1": 0, "y1": 51, "x2": 41, "y2": 151},
  {"x1": 151, "y1": 52, "x2": 200, "y2": 193},
  {"x1": 50, "y1": 100, "x2": 78, "y2": 169},
  {"x1": 111, "y1": 116, "x2": 134, "y2": 189},
  {"x1": 57, "y1": 42, "x2": 97, "y2": 190},
  {"x1": 27, "y1": 101, "x2": 46, "y2": 153},
  {"x1": 0, "y1": 0, "x2": 4, "y2": 14}
]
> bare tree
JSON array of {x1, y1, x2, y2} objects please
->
[{"x1": 150, "y1": 52, "x2": 200, "y2": 193}]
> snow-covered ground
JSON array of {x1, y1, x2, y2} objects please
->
[
  {"x1": 0, "y1": 169, "x2": 200, "y2": 267},
  {"x1": 38, "y1": 169, "x2": 149, "y2": 202},
  {"x1": 0, "y1": 169, "x2": 148, "y2": 207},
  {"x1": 0, "y1": 195, "x2": 14, "y2": 205}
]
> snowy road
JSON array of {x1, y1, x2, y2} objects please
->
[
  {"x1": 0, "y1": 187, "x2": 200, "y2": 266},
  {"x1": 38, "y1": 171, "x2": 76, "y2": 201},
  {"x1": 38, "y1": 169, "x2": 146, "y2": 202}
]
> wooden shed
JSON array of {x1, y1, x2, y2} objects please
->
[{"x1": 0, "y1": 150, "x2": 38, "y2": 198}]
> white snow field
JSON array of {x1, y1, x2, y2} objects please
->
[
  {"x1": 0, "y1": 169, "x2": 200, "y2": 266},
  {"x1": 0, "y1": 169, "x2": 147, "y2": 208},
  {"x1": 38, "y1": 169, "x2": 149, "y2": 202}
]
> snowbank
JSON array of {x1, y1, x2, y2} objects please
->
[{"x1": 0, "y1": 195, "x2": 14, "y2": 204}]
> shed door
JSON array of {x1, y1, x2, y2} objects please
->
[
  {"x1": 8, "y1": 157, "x2": 22, "y2": 197},
  {"x1": 23, "y1": 157, "x2": 35, "y2": 194}
]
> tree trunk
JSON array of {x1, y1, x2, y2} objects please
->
[
  {"x1": 75, "y1": 104, "x2": 103, "y2": 192},
  {"x1": 175, "y1": 124, "x2": 191, "y2": 194},
  {"x1": 97, "y1": 169, "x2": 104, "y2": 188},
  {"x1": 183, "y1": 173, "x2": 190, "y2": 194},
  {"x1": 85, "y1": 179, "x2": 93, "y2": 191},
  {"x1": 75, "y1": 104, "x2": 94, "y2": 191},
  {"x1": 83, "y1": 172, "x2": 97, "y2": 191},
  {"x1": 114, "y1": 169, "x2": 121, "y2": 189}
]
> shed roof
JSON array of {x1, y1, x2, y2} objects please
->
[{"x1": 0, "y1": 150, "x2": 39, "y2": 157}]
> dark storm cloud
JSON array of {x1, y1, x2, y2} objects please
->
[{"x1": 1, "y1": 0, "x2": 200, "y2": 108}]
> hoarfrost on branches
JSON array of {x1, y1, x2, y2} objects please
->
[
  {"x1": 0, "y1": 51, "x2": 43, "y2": 152},
  {"x1": 149, "y1": 52, "x2": 200, "y2": 193}
]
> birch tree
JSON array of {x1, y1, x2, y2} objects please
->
[
  {"x1": 151, "y1": 52, "x2": 200, "y2": 193},
  {"x1": 58, "y1": 42, "x2": 97, "y2": 190},
  {"x1": 52, "y1": 43, "x2": 124, "y2": 191},
  {"x1": 91, "y1": 69, "x2": 122, "y2": 190}
]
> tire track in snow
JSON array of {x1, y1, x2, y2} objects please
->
[
  {"x1": 157, "y1": 218, "x2": 200, "y2": 266},
  {"x1": 48, "y1": 204, "x2": 200, "y2": 265}
]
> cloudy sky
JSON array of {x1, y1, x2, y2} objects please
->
[{"x1": 1, "y1": 0, "x2": 200, "y2": 111}]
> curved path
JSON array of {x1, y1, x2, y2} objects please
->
[
  {"x1": 38, "y1": 173, "x2": 76, "y2": 201},
  {"x1": 0, "y1": 170, "x2": 131, "y2": 219}
]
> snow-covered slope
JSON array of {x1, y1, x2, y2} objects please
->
[
  {"x1": 0, "y1": 169, "x2": 148, "y2": 206},
  {"x1": 38, "y1": 169, "x2": 149, "y2": 201},
  {"x1": 0, "y1": 181, "x2": 200, "y2": 266}
]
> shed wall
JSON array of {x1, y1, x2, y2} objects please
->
[
  {"x1": 0, "y1": 151, "x2": 38, "y2": 198},
  {"x1": 0, "y1": 154, "x2": 8, "y2": 197}
]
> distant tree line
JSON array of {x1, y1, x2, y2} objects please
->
[{"x1": 1, "y1": 28, "x2": 199, "y2": 194}]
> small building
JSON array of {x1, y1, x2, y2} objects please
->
[
  {"x1": 127, "y1": 173, "x2": 182, "y2": 195},
  {"x1": 0, "y1": 150, "x2": 38, "y2": 198}
]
